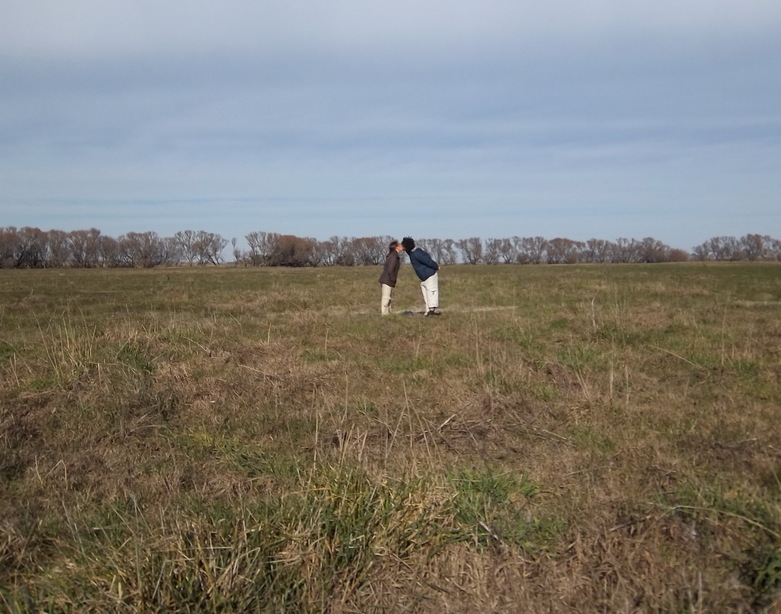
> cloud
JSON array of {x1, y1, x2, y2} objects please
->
[
  {"x1": 1, "y1": 1, "x2": 780, "y2": 249},
  {"x1": 3, "y1": 0, "x2": 781, "y2": 62}
]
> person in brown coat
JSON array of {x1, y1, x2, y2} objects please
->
[{"x1": 378, "y1": 240, "x2": 404, "y2": 315}]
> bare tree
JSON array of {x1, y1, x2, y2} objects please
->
[
  {"x1": 308, "y1": 240, "x2": 327, "y2": 267},
  {"x1": 515, "y1": 236, "x2": 547, "y2": 264},
  {"x1": 351, "y1": 236, "x2": 388, "y2": 266},
  {"x1": 767, "y1": 237, "x2": 781, "y2": 261},
  {"x1": 174, "y1": 230, "x2": 200, "y2": 265},
  {"x1": 67, "y1": 228, "x2": 103, "y2": 267},
  {"x1": 456, "y1": 237, "x2": 483, "y2": 264},
  {"x1": 708, "y1": 236, "x2": 742, "y2": 261},
  {"x1": 414, "y1": 239, "x2": 454, "y2": 265},
  {"x1": 119, "y1": 231, "x2": 166, "y2": 267},
  {"x1": 484, "y1": 238, "x2": 518, "y2": 264},
  {"x1": 611, "y1": 238, "x2": 636, "y2": 263},
  {"x1": 162, "y1": 236, "x2": 183, "y2": 265},
  {"x1": 246, "y1": 231, "x2": 281, "y2": 266},
  {"x1": 43, "y1": 229, "x2": 69, "y2": 268},
  {"x1": 231, "y1": 238, "x2": 243, "y2": 264},
  {"x1": 0, "y1": 227, "x2": 18, "y2": 268},
  {"x1": 740, "y1": 234, "x2": 768, "y2": 261},
  {"x1": 99, "y1": 235, "x2": 123, "y2": 267},
  {"x1": 329, "y1": 236, "x2": 356, "y2": 266},
  {"x1": 546, "y1": 238, "x2": 582, "y2": 264},
  {"x1": 668, "y1": 249, "x2": 690, "y2": 262},
  {"x1": 14, "y1": 227, "x2": 47, "y2": 268},
  {"x1": 193, "y1": 231, "x2": 227, "y2": 265},
  {"x1": 637, "y1": 237, "x2": 671, "y2": 263},
  {"x1": 267, "y1": 235, "x2": 316, "y2": 266},
  {"x1": 317, "y1": 238, "x2": 338, "y2": 266},
  {"x1": 583, "y1": 238, "x2": 612, "y2": 263},
  {"x1": 497, "y1": 238, "x2": 518, "y2": 264}
]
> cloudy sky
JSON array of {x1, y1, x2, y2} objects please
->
[{"x1": 2, "y1": 0, "x2": 780, "y2": 250}]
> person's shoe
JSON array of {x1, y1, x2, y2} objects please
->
[{"x1": 426, "y1": 309, "x2": 441, "y2": 316}]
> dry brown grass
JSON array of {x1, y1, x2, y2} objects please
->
[{"x1": 1, "y1": 263, "x2": 780, "y2": 612}]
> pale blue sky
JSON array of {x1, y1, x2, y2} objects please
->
[{"x1": 2, "y1": 0, "x2": 780, "y2": 251}]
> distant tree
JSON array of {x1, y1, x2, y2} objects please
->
[
  {"x1": 456, "y1": 237, "x2": 483, "y2": 264},
  {"x1": 546, "y1": 238, "x2": 582, "y2": 264},
  {"x1": 267, "y1": 235, "x2": 315, "y2": 266},
  {"x1": 515, "y1": 236, "x2": 547, "y2": 264},
  {"x1": 0, "y1": 226, "x2": 40, "y2": 268},
  {"x1": 483, "y1": 238, "x2": 504, "y2": 264},
  {"x1": 231, "y1": 238, "x2": 244, "y2": 265},
  {"x1": 740, "y1": 233, "x2": 770, "y2": 261},
  {"x1": 611, "y1": 238, "x2": 635, "y2": 263},
  {"x1": 99, "y1": 235, "x2": 122, "y2": 267},
  {"x1": 246, "y1": 231, "x2": 280, "y2": 266},
  {"x1": 419, "y1": 238, "x2": 458, "y2": 265},
  {"x1": 767, "y1": 237, "x2": 781, "y2": 261},
  {"x1": 691, "y1": 236, "x2": 744, "y2": 261},
  {"x1": 317, "y1": 238, "x2": 338, "y2": 266},
  {"x1": 44, "y1": 229, "x2": 69, "y2": 267},
  {"x1": 119, "y1": 231, "x2": 166, "y2": 267},
  {"x1": 174, "y1": 230, "x2": 200, "y2": 265},
  {"x1": 351, "y1": 236, "x2": 388, "y2": 266},
  {"x1": 192, "y1": 231, "x2": 227, "y2": 265},
  {"x1": 583, "y1": 238, "x2": 612, "y2": 263},
  {"x1": 691, "y1": 244, "x2": 708, "y2": 261},
  {"x1": 161, "y1": 236, "x2": 182, "y2": 265},
  {"x1": 329, "y1": 236, "x2": 356, "y2": 266},
  {"x1": 67, "y1": 228, "x2": 103, "y2": 267},
  {"x1": 14, "y1": 227, "x2": 47, "y2": 268},
  {"x1": 637, "y1": 237, "x2": 671, "y2": 263},
  {"x1": 494, "y1": 238, "x2": 517, "y2": 264},
  {"x1": 710, "y1": 236, "x2": 742, "y2": 261},
  {"x1": 668, "y1": 249, "x2": 690, "y2": 262},
  {"x1": 309, "y1": 240, "x2": 328, "y2": 266},
  {"x1": 0, "y1": 227, "x2": 18, "y2": 267}
]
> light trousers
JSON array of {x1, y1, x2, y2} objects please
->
[
  {"x1": 420, "y1": 273, "x2": 439, "y2": 311},
  {"x1": 380, "y1": 284, "x2": 394, "y2": 315}
]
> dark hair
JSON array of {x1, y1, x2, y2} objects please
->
[
  {"x1": 401, "y1": 237, "x2": 415, "y2": 252},
  {"x1": 388, "y1": 240, "x2": 399, "y2": 252}
]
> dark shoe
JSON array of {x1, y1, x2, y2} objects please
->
[{"x1": 426, "y1": 309, "x2": 441, "y2": 316}]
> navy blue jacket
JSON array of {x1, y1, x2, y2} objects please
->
[{"x1": 407, "y1": 247, "x2": 439, "y2": 281}]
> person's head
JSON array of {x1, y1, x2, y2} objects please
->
[
  {"x1": 401, "y1": 237, "x2": 415, "y2": 252},
  {"x1": 388, "y1": 240, "x2": 400, "y2": 253}
]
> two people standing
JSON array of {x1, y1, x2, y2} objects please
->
[{"x1": 378, "y1": 237, "x2": 441, "y2": 316}]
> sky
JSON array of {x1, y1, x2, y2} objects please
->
[{"x1": 2, "y1": 1, "x2": 780, "y2": 251}]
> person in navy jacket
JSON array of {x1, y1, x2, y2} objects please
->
[{"x1": 401, "y1": 237, "x2": 441, "y2": 316}]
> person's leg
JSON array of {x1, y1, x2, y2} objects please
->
[
  {"x1": 428, "y1": 273, "x2": 439, "y2": 310},
  {"x1": 419, "y1": 279, "x2": 429, "y2": 311},
  {"x1": 381, "y1": 284, "x2": 393, "y2": 315},
  {"x1": 421, "y1": 273, "x2": 439, "y2": 313}
]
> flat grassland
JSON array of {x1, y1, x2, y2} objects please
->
[{"x1": 1, "y1": 263, "x2": 780, "y2": 613}]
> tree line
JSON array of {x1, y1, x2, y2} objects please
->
[{"x1": 1, "y1": 226, "x2": 779, "y2": 269}]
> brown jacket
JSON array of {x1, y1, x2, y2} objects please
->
[{"x1": 378, "y1": 250, "x2": 401, "y2": 287}]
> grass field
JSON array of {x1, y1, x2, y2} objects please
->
[{"x1": 1, "y1": 263, "x2": 780, "y2": 612}]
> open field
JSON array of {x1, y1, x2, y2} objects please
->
[{"x1": 1, "y1": 263, "x2": 780, "y2": 613}]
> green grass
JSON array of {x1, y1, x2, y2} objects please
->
[{"x1": 1, "y1": 262, "x2": 780, "y2": 612}]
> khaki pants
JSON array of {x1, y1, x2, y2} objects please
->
[
  {"x1": 420, "y1": 273, "x2": 439, "y2": 311},
  {"x1": 380, "y1": 284, "x2": 394, "y2": 315}
]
